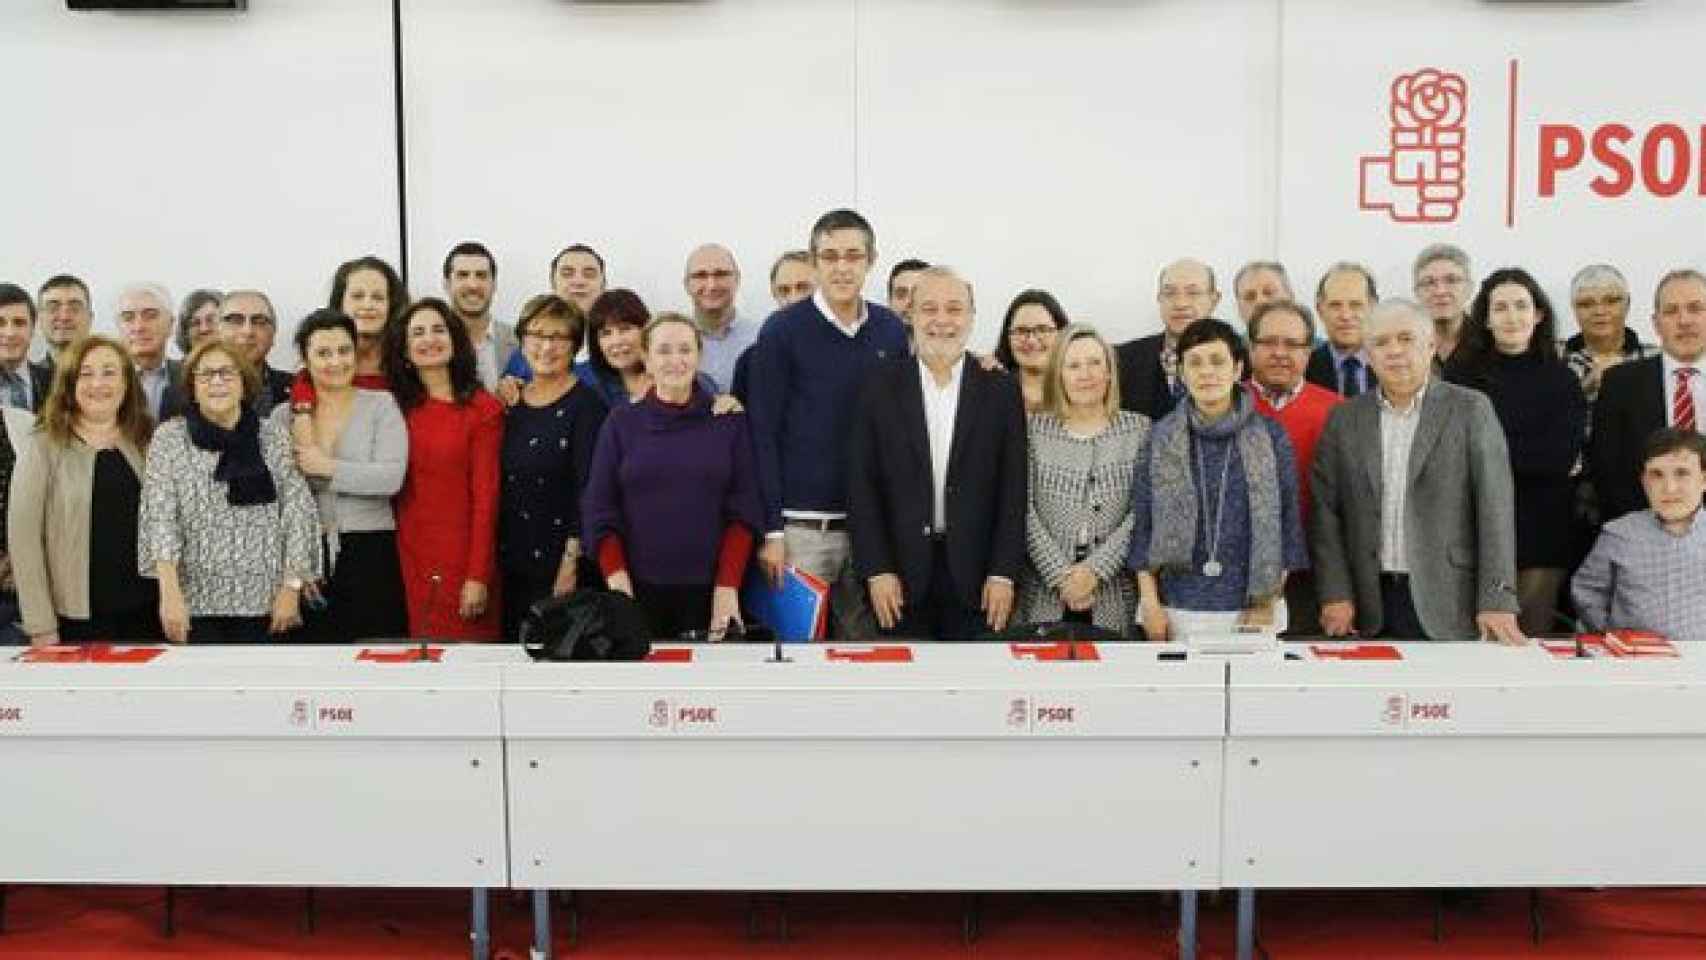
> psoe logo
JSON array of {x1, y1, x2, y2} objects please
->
[
  {"x1": 1380, "y1": 694, "x2": 1406, "y2": 726},
  {"x1": 647, "y1": 698, "x2": 670, "y2": 729},
  {"x1": 1359, "y1": 68, "x2": 1468, "y2": 224},
  {"x1": 0, "y1": 705, "x2": 22, "y2": 722}
]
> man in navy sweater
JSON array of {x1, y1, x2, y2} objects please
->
[{"x1": 748, "y1": 209, "x2": 909, "y2": 638}]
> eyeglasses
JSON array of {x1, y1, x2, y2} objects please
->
[
  {"x1": 687, "y1": 270, "x2": 737, "y2": 283},
  {"x1": 1008, "y1": 325, "x2": 1058, "y2": 341},
  {"x1": 1252, "y1": 336, "x2": 1312, "y2": 351},
  {"x1": 219, "y1": 313, "x2": 274, "y2": 330},
  {"x1": 815, "y1": 250, "x2": 868, "y2": 267},
  {"x1": 194, "y1": 367, "x2": 240, "y2": 384}
]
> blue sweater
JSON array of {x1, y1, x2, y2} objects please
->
[{"x1": 747, "y1": 296, "x2": 909, "y2": 530}]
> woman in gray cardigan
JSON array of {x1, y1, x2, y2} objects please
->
[
  {"x1": 272, "y1": 310, "x2": 409, "y2": 641},
  {"x1": 10, "y1": 336, "x2": 160, "y2": 645},
  {"x1": 1019, "y1": 325, "x2": 1149, "y2": 633},
  {"x1": 139, "y1": 341, "x2": 320, "y2": 644}
]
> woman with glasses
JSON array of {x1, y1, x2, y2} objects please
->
[
  {"x1": 389, "y1": 298, "x2": 505, "y2": 641},
  {"x1": 10, "y1": 337, "x2": 160, "y2": 645},
  {"x1": 1020, "y1": 325, "x2": 1148, "y2": 632},
  {"x1": 498, "y1": 295, "x2": 609, "y2": 640},
  {"x1": 1128, "y1": 319, "x2": 1307, "y2": 641},
  {"x1": 175, "y1": 289, "x2": 222, "y2": 357},
  {"x1": 140, "y1": 340, "x2": 321, "y2": 643},
  {"x1": 1446, "y1": 267, "x2": 1587, "y2": 635},
  {"x1": 995, "y1": 290, "x2": 1070, "y2": 413},
  {"x1": 582, "y1": 314, "x2": 763, "y2": 640},
  {"x1": 273, "y1": 309, "x2": 409, "y2": 642}
]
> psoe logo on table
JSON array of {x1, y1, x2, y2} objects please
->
[
  {"x1": 1006, "y1": 697, "x2": 1030, "y2": 730},
  {"x1": 289, "y1": 698, "x2": 310, "y2": 728},
  {"x1": 1380, "y1": 694, "x2": 1406, "y2": 726},
  {"x1": 1358, "y1": 68, "x2": 1468, "y2": 224},
  {"x1": 647, "y1": 698, "x2": 670, "y2": 729},
  {"x1": 0, "y1": 705, "x2": 22, "y2": 722}
]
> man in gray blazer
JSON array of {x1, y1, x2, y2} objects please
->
[
  {"x1": 1311, "y1": 299, "x2": 1524, "y2": 643},
  {"x1": 443, "y1": 240, "x2": 518, "y2": 391}
]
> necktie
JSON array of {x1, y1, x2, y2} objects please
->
[
  {"x1": 0, "y1": 369, "x2": 25, "y2": 410},
  {"x1": 1340, "y1": 356, "x2": 1364, "y2": 398},
  {"x1": 1676, "y1": 367, "x2": 1698, "y2": 433}
]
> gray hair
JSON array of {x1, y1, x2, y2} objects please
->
[
  {"x1": 1315, "y1": 261, "x2": 1380, "y2": 303},
  {"x1": 1156, "y1": 258, "x2": 1219, "y2": 296},
  {"x1": 1234, "y1": 260, "x2": 1292, "y2": 297},
  {"x1": 116, "y1": 281, "x2": 174, "y2": 318},
  {"x1": 219, "y1": 288, "x2": 278, "y2": 321},
  {"x1": 1569, "y1": 264, "x2": 1628, "y2": 302},
  {"x1": 1412, "y1": 243, "x2": 1471, "y2": 281},
  {"x1": 1654, "y1": 268, "x2": 1706, "y2": 313},
  {"x1": 1364, "y1": 297, "x2": 1431, "y2": 337},
  {"x1": 911, "y1": 265, "x2": 975, "y2": 311}
]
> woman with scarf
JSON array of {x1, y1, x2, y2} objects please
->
[
  {"x1": 1127, "y1": 319, "x2": 1307, "y2": 641},
  {"x1": 11, "y1": 336, "x2": 160, "y2": 645},
  {"x1": 581, "y1": 313, "x2": 763, "y2": 639},
  {"x1": 140, "y1": 340, "x2": 321, "y2": 643}
]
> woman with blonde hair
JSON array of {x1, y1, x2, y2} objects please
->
[
  {"x1": 1019, "y1": 324, "x2": 1150, "y2": 632},
  {"x1": 10, "y1": 336, "x2": 160, "y2": 644}
]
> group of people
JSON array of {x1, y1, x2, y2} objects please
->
[{"x1": 0, "y1": 207, "x2": 1700, "y2": 646}]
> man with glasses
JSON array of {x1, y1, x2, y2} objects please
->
[
  {"x1": 216, "y1": 290, "x2": 291, "y2": 412},
  {"x1": 1247, "y1": 300, "x2": 1344, "y2": 635},
  {"x1": 683, "y1": 244, "x2": 757, "y2": 393},
  {"x1": 748, "y1": 208, "x2": 909, "y2": 638},
  {"x1": 116, "y1": 282, "x2": 186, "y2": 422},
  {"x1": 37, "y1": 274, "x2": 93, "y2": 376},
  {"x1": 1306, "y1": 262, "x2": 1379, "y2": 396},
  {"x1": 1412, "y1": 243, "x2": 1475, "y2": 366},
  {"x1": 1592, "y1": 268, "x2": 1706, "y2": 523},
  {"x1": 1117, "y1": 257, "x2": 1221, "y2": 419}
]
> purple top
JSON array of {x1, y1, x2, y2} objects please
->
[{"x1": 581, "y1": 385, "x2": 764, "y2": 586}]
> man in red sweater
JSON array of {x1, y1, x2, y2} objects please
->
[{"x1": 1246, "y1": 300, "x2": 1344, "y2": 636}]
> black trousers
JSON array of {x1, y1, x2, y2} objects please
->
[
  {"x1": 882, "y1": 538, "x2": 988, "y2": 641},
  {"x1": 1377, "y1": 573, "x2": 1428, "y2": 640},
  {"x1": 190, "y1": 616, "x2": 270, "y2": 644},
  {"x1": 634, "y1": 581, "x2": 713, "y2": 640},
  {"x1": 300, "y1": 531, "x2": 409, "y2": 643}
]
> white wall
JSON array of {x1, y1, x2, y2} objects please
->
[
  {"x1": 4, "y1": 0, "x2": 1703, "y2": 362},
  {"x1": 2, "y1": 0, "x2": 398, "y2": 363}
]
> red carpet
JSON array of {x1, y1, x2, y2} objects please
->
[{"x1": 3, "y1": 886, "x2": 1706, "y2": 957}]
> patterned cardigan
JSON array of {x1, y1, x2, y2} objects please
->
[
  {"x1": 1019, "y1": 411, "x2": 1150, "y2": 632},
  {"x1": 138, "y1": 417, "x2": 322, "y2": 618}
]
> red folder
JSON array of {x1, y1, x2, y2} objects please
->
[
  {"x1": 1010, "y1": 642, "x2": 1101, "y2": 662},
  {"x1": 644, "y1": 648, "x2": 694, "y2": 663},
  {"x1": 1309, "y1": 644, "x2": 1404, "y2": 661},
  {"x1": 825, "y1": 646, "x2": 914, "y2": 663},
  {"x1": 356, "y1": 646, "x2": 444, "y2": 663},
  {"x1": 14, "y1": 644, "x2": 165, "y2": 664}
]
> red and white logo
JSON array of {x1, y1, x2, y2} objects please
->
[
  {"x1": 289, "y1": 699, "x2": 310, "y2": 728},
  {"x1": 1380, "y1": 694, "x2": 1406, "y2": 726},
  {"x1": 1006, "y1": 697, "x2": 1029, "y2": 729},
  {"x1": 1359, "y1": 68, "x2": 1468, "y2": 224},
  {"x1": 647, "y1": 698, "x2": 670, "y2": 729},
  {"x1": 0, "y1": 705, "x2": 21, "y2": 722}
]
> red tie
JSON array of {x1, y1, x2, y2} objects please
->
[{"x1": 1676, "y1": 367, "x2": 1698, "y2": 433}]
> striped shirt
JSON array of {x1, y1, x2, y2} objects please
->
[
  {"x1": 1378, "y1": 381, "x2": 1429, "y2": 573},
  {"x1": 1572, "y1": 509, "x2": 1706, "y2": 643}
]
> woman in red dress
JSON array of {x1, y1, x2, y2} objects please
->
[{"x1": 385, "y1": 297, "x2": 504, "y2": 640}]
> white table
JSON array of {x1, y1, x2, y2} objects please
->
[
  {"x1": 1222, "y1": 640, "x2": 1706, "y2": 959},
  {"x1": 0, "y1": 643, "x2": 518, "y2": 958},
  {"x1": 503, "y1": 640, "x2": 1226, "y2": 958}
]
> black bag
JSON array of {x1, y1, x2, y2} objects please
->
[{"x1": 520, "y1": 590, "x2": 653, "y2": 662}]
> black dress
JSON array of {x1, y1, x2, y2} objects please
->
[
  {"x1": 499, "y1": 382, "x2": 608, "y2": 640},
  {"x1": 60, "y1": 450, "x2": 160, "y2": 642}
]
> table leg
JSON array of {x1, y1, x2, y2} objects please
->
[
  {"x1": 1236, "y1": 888, "x2": 1255, "y2": 960},
  {"x1": 470, "y1": 887, "x2": 490, "y2": 960},
  {"x1": 532, "y1": 888, "x2": 553, "y2": 960},
  {"x1": 1177, "y1": 889, "x2": 1198, "y2": 960}
]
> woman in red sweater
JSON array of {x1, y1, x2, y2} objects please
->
[{"x1": 386, "y1": 297, "x2": 504, "y2": 640}]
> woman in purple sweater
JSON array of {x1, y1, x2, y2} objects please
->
[{"x1": 582, "y1": 313, "x2": 764, "y2": 639}]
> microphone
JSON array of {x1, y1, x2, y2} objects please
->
[
  {"x1": 1542, "y1": 607, "x2": 1592, "y2": 658},
  {"x1": 421, "y1": 572, "x2": 443, "y2": 660}
]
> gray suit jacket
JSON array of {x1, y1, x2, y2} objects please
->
[{"x1": 1310, "y1": 380, "x2": 1518, "y2": 640}]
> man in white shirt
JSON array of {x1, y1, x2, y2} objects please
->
[
  {"x1": 442, "y1": 240, "x2": 516, "y2": 391},
  {"x1": 848, "y1": 267, "x2": 1027, "y2": 638}
]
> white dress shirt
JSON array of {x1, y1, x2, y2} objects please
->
[
  {"x1": 1377, "y1": 380, "x2": 1429, "y2": 573},
  {"x1": 919, "y1": 355, "x2": 964, "y2": 532}
]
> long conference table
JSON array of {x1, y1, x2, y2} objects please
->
[{"x1": 3, "y1": 637, "x2": 1704, "y2": 960}]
